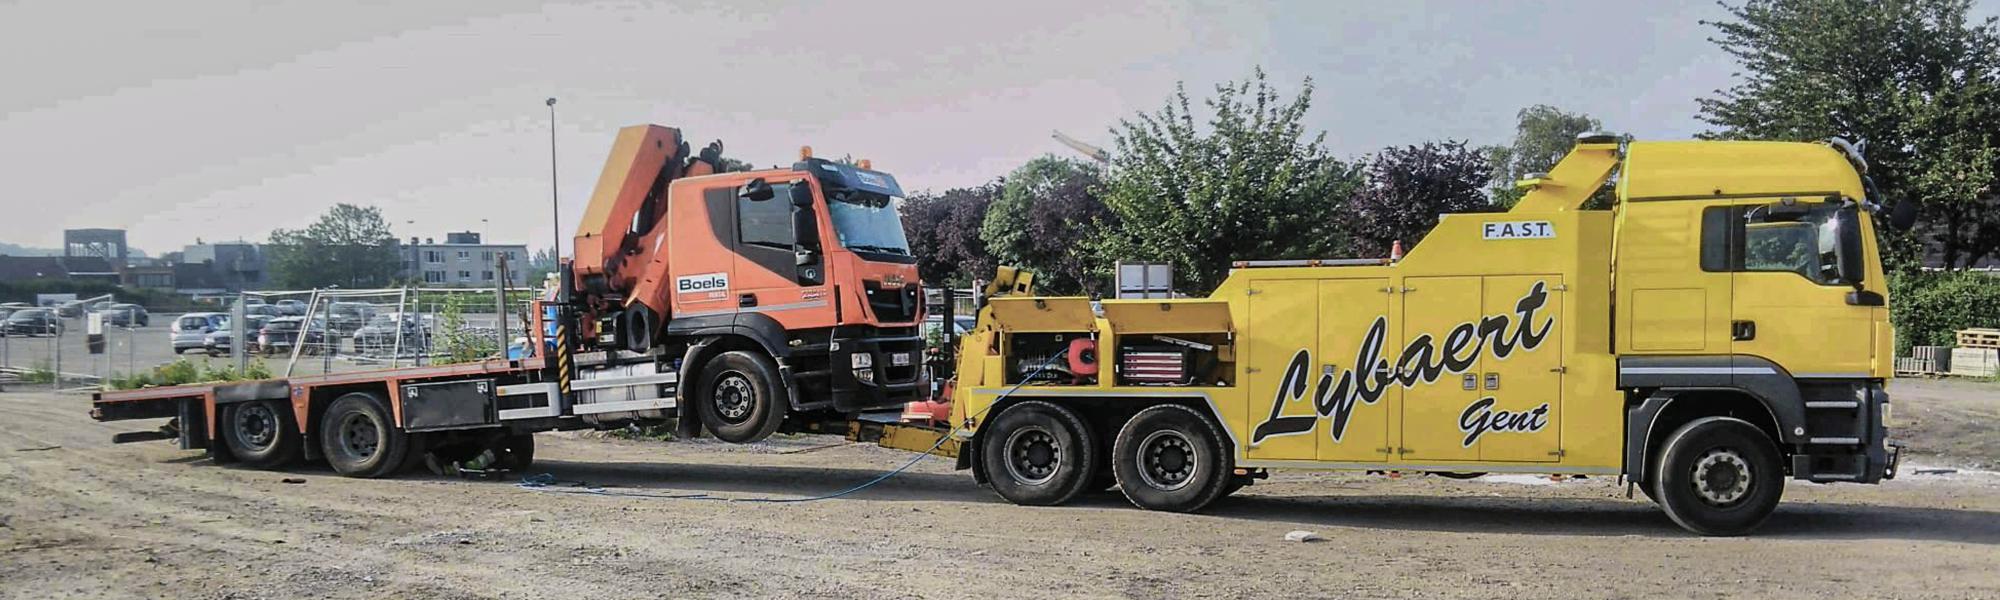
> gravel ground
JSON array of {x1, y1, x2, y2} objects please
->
[{"x1": 0, "y1": 380, "x2": 1996, "y2": 599}]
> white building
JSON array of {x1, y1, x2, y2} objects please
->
[{"x1": 399, "y1": 232, "x2": 528, "y2": 287}]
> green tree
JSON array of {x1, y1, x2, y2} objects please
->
[
  {"x1": 980, "y1": 157, "x2": 1115, "y2": 294},
  {"x1": 524, "y1": 247, "x2": 560, "y2": 289},
  {"x1": 1100, "y1": 68, "x2": 1363, "y2": 294},
  {"x1": 266, "y1": 204, "x2": 403, "y2": 289},
  {"x1": 1483, "y1": 105, "x2": 1604, "y2": 208},
  {"x1": 1698, "y1": 0, "x2": 2000, "y2": 270}
]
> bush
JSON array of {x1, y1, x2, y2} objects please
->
[
  {"x1": 1889, "y1": 270, "x2": 2000, "y2": 354},
  {"x1": 107, "y1": 358, "x2": 273, "y2": 390}
]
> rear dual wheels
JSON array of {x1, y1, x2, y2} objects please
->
[
  {"x1": 221, "y1": 400, "x2": 300, "y2": 468},
  {"x1": 1112, "y1": 405, "x2": 1232, "y2": 512},
  {"x1": 979, "y1": 401, "x2": 1099, "y2": 506},
  {"x1": 320, "y1": 392, "x2": 419, "y2": 478},
  {"x1": 981, "y1": 402, "x2": 1234, "y2": 513}
]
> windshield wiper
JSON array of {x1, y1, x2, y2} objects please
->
[{"x1": 847, "y1": 244, "x2": 910, "y2": 255}]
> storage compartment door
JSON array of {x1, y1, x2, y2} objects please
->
[
  {"x1": 1476, "y1": 275, "x2": 1563, "y2": 462},
  {"x1": 1243, "y1": 280, "x2": 1319, "y2": 461}
]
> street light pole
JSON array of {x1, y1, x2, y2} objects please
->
[{"x1": 546, "y1": 97, "x2": 561, "y2": 259}]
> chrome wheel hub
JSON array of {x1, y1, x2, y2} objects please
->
[
  {"x1": 1137, "y1": 430, "x2": 1198, "y2": 491},
  {"x1": 714, "y1": 375, "x2": 754, "y2": 423},
  {"x1": 1693, "y1": 448, "x2": 1752, "y2": 506},
  {"x1": 1003, "y1": 426, "x2": 1060, "y2": 485}
]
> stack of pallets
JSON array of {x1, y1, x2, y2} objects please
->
[{"x1": 1949, "y1": 328, "x2": 2000, "y2": 377}]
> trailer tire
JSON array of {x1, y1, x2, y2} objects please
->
[
  {"x1": 220, "y1": 400, "x2": 299, "y2": 469},
  {"x1": 497, "y1": 433, "x2": 535, "y2": 470},
  {"x1": 1112, "y1": 404, "x2": 1231, "y2": 513},
  {"x1": 319, "y1": 392, "x2": 412, "y2": 478},
  {"x1": 980, "y1": 401, "x2": 1097, "y2": 506},
  {"x1": 695, "y1": 351, "x2": 789, "y2": 443},
  {"x1": 1651, "y1": 417, "x2": 1784, "y2": 536}
]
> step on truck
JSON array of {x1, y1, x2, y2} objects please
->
[
  {"x1": 947, "y1": 135, "x2": 1905, "y2": 535},
  {"x1": 91, "y1": 124, "x2": 930, "y2": 476}
]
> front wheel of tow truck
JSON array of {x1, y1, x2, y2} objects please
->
[
  {"x1": 695, "y1": 351, "x2": 789, "y2": 444},
  {"x1": 1112, "y1": 404, "x2": 1232, "y2": 513},
  {"x1": 1651, "y1": 417, "x2": 1785, "y2": 536},
  {"x1": 979, "y1": 401, "x2": 1098, "y2": 506},
  {"x1": 320, "y1": 392, "x2": 414, "y2": 478},
  {"x1": 220, "y1": 400, "x2": 300, "y2": 468}
]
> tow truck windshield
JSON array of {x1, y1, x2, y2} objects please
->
[{"x1": 828, "y1": 190, "x2": 912, "y2": 257}]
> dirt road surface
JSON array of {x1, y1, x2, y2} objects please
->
[{"x1": 3, "y1": 382, "x2": 1997, "y2": 600}]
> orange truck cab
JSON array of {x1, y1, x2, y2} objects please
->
[{"x1": 559, "y1": 125, "x2": 926, "y2": 442}]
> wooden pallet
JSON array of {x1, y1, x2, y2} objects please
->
[{"x1": 1956, "y1": 328, "x2": 2000, "y2": 349}]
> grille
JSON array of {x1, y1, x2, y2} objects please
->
[{"x1": 862, "y1": 281, "x2": 919, "y2": 322}]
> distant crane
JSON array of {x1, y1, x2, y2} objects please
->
[{"x1": 1051, "y1": 130, "x2": 1110, "y2": 164}]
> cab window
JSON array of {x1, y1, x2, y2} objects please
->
[
  {"x1": 738, "y1": 182, "x2": 795, "y2": 249},
  {"x1": 1701, "y1": 201, "x2": 1848, "y2": 285}
]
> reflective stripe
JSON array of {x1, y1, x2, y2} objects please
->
[
  {"x1": 1619, "y1": 367, "x2": 1776, "y2": 375},
  {"x1": 678, "y1": 299, "x2": 828, "y2": 318}
]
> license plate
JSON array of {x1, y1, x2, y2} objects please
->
[{"x1": 890, "y1": 352, "x2": 912, "y2": 366}]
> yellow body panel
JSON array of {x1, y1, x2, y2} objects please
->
[
  {"x1": 1100, "y1": 299, "x2": 1234, "y2": 334},
  {"x1": 953, "y1": 139, "x2": 1891, "y2": 477}
]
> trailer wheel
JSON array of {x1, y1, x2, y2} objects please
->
[
  {"x1": 319, "y1": 392, "x2": 412, "y2": 478},
  {"x1": 695, "y1": 351, "x2": 789, "y2": 443},
  {"x1": 1650, "y1": 417, "x2": 1784, "y2": 536},
  {"x1": 220, "y1": 400, "x2": 299, "y2": 468},
  {"x1": 496, "y1": 433, "x2": 535, "y2": 470},
  {"x1": 979, "y1": 401, "x2": 1097, "y2": 506},
  {"x1": 1112, "y1": 404, "x2": 1231, "y2": 513}
]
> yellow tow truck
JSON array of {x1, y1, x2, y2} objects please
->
[{"x1": 946, "y1": 135, "x2": 1900, "y2": 535}]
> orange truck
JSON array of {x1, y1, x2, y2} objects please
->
[{"x1": 91, "y1": 124, "x2": 930, "y2": 475}]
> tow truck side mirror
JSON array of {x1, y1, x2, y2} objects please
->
[
  {"x1": 1834, "y1": 204, "x2": 1866, "y2": 287},
  {"x1": 740, "y1": 178, "x2": 774, "y2": 202}
]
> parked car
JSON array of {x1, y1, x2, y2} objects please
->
[
  {"x1": 170, "y1": 312, "x2": 229, "y2": 354},
  {"x1": 204, "y1": 315, "x2": 273, "y2": 356},
  {"x1": 274, "y1": 299, "x2": 309, "y2": 316},
  {"x1": 0, "y1": 302, "x2": 30, "y2": 309},
  {"x1": 3, "y1": 309, "x2": 64, "y2": 336},
  {"x1": 244, "y1": 304, "x2": 285, "y2": 318},
  {"x1": 258, "y1": 316, "x2": 326, "y2": 356},
  {"x1": 328, "y1": 302, "x2": 377, "y2": 336},
  {"x1": 352, "y1": 313, "x2": 430, "y2": 354},
  {"x1": 102, "y1": 303, "x2": 150, "y2": 327},
  {"x1": 0, "y1": 306, "x2": 18, "y2": 323},
  {"x1": 54, "y1": 301, "x2": 86, "y2": 318}
]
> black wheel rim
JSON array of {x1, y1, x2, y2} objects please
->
[
  {"x1": 1137, "y1": 430, "x2": 1198, "y2": 491},
  {"x1": 335, "y1": 412, "x2": 381, "y2": 463},
  {"x1": 1003, "y1": 426, "x2": 1060, "y2": 485},
  {"x1": 234, "y1": 404, "x2": 279, "y2": 451},
  {"x1": 1692, "y1": 447, "x2": 1753, "y2": 506},
  {"x1": 713, "y1": 373, "x2": 755, "y2": 424}
]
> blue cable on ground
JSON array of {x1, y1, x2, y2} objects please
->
[{"x1": 518, "y1": 348, "x2": 1068, "y2": 503}]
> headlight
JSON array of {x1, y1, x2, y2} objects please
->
[{"x1": 851, "y1": 352, "x2": 873, "y2": 369}]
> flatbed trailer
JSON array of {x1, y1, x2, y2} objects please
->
[{"x1": 91, "y1": 351, "x2": 957, "y2": 477}]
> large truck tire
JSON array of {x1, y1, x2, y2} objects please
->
[
  {"x1": 319, "y1": 391, "x2": 413, "y2": 478},
  {"x1": 220, "y1": 400, "x2": 300, "y2": 469},
  {"x1": 979, "y1": 401, "x2": 1098, "y2": 506},
  {"x1": 1112, "y1": 404, "x2": 1232, "y2": 513},
  {"x1": 1650, "y1": 417, "x2": 1784, "y2": 536},
  {"x1": 695, "y1": 351, "x2": 789, "y2": 443}
]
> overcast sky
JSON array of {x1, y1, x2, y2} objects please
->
[{"x1": 0, "y1": 0, "x2": 1859, "y2": 254}]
